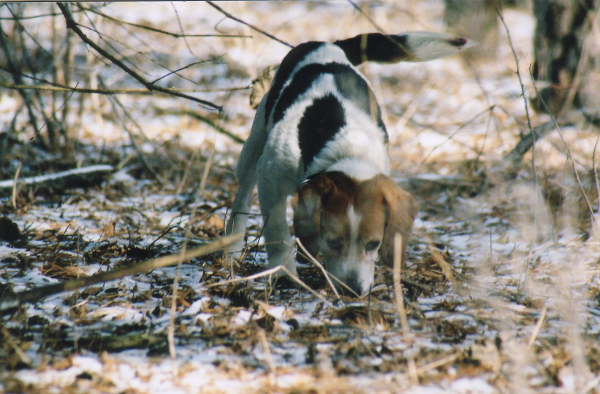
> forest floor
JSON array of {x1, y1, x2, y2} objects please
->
[{"x1": 1, "y1": 2, "x2": 600, "y2": 393}]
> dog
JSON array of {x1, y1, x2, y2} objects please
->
[{"x1": 225, "y1": 32, "x2": 473, "y2": 296}]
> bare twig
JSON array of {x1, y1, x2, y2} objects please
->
[
  {"x1": 171, "y1": 2, "x2": 197, "y2": 58},
  {"x1": 208, "y1": 265, "x2": 336, "y2": 309},
  {"x1": 103, "y1": 94, "x2": 163, "y2": 185},
  {"x1": 0, "y1": 19, "x2": 41, "y2": 143},
  {"x1": 206, "y1": 265, "x2": 284, "y2": 287},
  {"x1": 150, "y1": 59, "x2": 219, "y2": 85},
  {"x1": 56, "y1": 2, "x2": 222, "y2": 111},
  {"x1": 530, "y1": 70, "x2": 597, "y2": 230},
  {"x1": 257, "y1": 328, "x2": 276, "y2": 379},
  {"x1": 296, "y1": 238, "x2": 341, "y2": 300},
  {"x1": 503, "y1": 122, "x2": 556, "y2": 165},
  {"x1": 498, "y1": 8, "x2": 539, "y2": 294},
  {"x1": 0, "y1": 76, "x2": 250, "y2": 94},
  {"x1": 73, "y1": 13, "x2": 205, "y2": 87},
  {"x1": 394, "y1": 352, "x2": 461, "y2": 382},
  {"x1": 0, "y1": 233, "x2": 243, "y2": 315},
  {"x1": 1, "y1": 326, "x2": 32, "y2": 365},
  {"x1": 420, "y1": 106, "x2": 494, "y2": 165},
  {"x1": 153, "y1": 107, "x2": 245, "y2": 144},
  {"x1": 30, "y1": 81, "x2": 79, "y2": 145},
  {"x1": 11, "y1": 161, "x2": 21, "y2": 209},
  {"x1": 206, "y1": 2, "x2": 293, "y2": 49},
  {"x1": 347, "y1": 0, "x2": 385, "y2": 33},
  {"x1": 0, "y1": 165, "x2": 114, "y2": 196},
  {"x1": 396, "y1": 77, "x2": 434, "y2": 134},
  {"x1": 527, "y1": 305, "x2": 547, "y2": 348},
  {"x1": 79, "y1": 5, "x2": 251, "y2": 39}
]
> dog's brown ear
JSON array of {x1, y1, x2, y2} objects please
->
[
  {"x1": 377, "y1": 176, "x2": 418, "y2": 268},
  {"x1": 292, "y1": 184, "x2": 322, "y2": 260}
]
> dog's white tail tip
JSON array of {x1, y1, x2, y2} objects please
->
[{"x1": 403, "y1": 31, "x2": 477, "y2": 62}]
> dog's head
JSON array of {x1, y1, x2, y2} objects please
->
[{"x1": 292, "y1": 171, "x2": 418, "y2": 296}]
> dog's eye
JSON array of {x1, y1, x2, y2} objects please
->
[
  {"x1": 326, "y1": 238, "x2": 343, "y2": 251},
  {"x1": 365, "y1": 240, "x2": 381, "y2": 252}
]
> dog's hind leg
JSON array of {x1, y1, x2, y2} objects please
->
[{"x1": 225, "y1": 96, "x2": 269, "y2": 258}]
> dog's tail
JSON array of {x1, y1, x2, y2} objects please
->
[{"x1": 334, "y1": 32, "x2": 476, "y2": 66}]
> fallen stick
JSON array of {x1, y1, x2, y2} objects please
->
[
  {"x1": 0, "y1": 233, "x2": 242, "y2": 315},
  {"x1": 0, "y1": 164, "x2": 114, "y2": 196}
]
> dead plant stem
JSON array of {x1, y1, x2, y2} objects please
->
[
  {"x1": 11, "y1": 161, "x2": 21, "y2": 209},
  {"x1": 498, "y1": 8, "x2": 538, "y2": 294},
  {"x1": 529, "y1": 70, "x2": 598, "y2": 234},
  {"x1": 257, "y1": 328, "x2": 276, "y2": 379},
  {"x1": 527, "y1": 305, "x2": 546, "y2": 348},
  {"x1": 206, "y1": 2, "x2": 292, "y2": 49},
  {"x1": 393, "y1": 233, "x2": 418, "y2": 385},
  {"x1": 296, "y1": 239, "x2": 341, "y2": 300}
]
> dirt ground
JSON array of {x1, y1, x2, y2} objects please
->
[{"x1": 1, "y1": 2, "x2": 600, "y2": 393}]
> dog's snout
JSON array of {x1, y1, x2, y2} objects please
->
[
  {"x1": 345, "y1": 271, "x2": 361, "y2": 296},
  {"x1": 344, "y1": 270, "x2": 372, "y2": 297}
]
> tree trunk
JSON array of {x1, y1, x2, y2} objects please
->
[{"x1": 532, "y1": 0, "x2": 600, "y2": 117}]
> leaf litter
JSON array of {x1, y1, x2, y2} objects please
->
[{"x1": 1, "y1": 2, "x2": 600, "y2": 393}]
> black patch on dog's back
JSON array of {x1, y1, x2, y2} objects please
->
[
  {"x1": 265, "y1": 41, "x2": 324, "y2": 124},
  {"x1": 273, "y1": 62, "x2": 387, "y2": 140},
  {"x1": 298, "y1": 94, "x2": 346, "y2": 170}
]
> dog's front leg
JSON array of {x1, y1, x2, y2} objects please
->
[
  {"x1": 225, "y1": 96, "x2": 269, "y2": 259},
  {"x1": 257, "y1": 175, "x2": 297, "y2": 277}
]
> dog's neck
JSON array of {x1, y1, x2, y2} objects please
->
[{"x1": 322, "y1": 158, "x2": 385, "y2": 181}]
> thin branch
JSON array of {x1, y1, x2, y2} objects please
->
[
  {"x1": 150, "y1": 58, "x2": 221, "y2": 85},
  {"x1": 420, "y1": 106, "x2": 494, "y2": 166},
  {"x1": 73, "y1": 19, "x2": 200, "y2": 86},
  {"x1": 171, "y1": 2, "x2": 197, "y2": 58},
  {"x1": 347, "y1": 0, "x2": 385, "y2": 33},
  {"x1": 530, "y1": 70, "x2": 597, "y2": 228},
  {"x1": 503, "y1": 122, "x2": 556, "y2": 165},
  {"x1": 0, "y1": 326, "x2": 32, "y2": 366},
  {"x1": 296, "y1": 238, "x2": 341, "y2": 300},
  {"x1": 79, "y1": 5, "x2": 251, "y2": 39},
  {"x1": 56, "y1": 3, "x2": 222, "y2": 111},
  {"x1": 30, "y1": 81, "x2": 79, "y2": 145},
  {"x1": 208, "y1": 265, "x2": 336, "y2": 309},
  {"x1": 498, "y1": 7, "x2": 539, "y2": 294},
  {"x1": 0, "y1": 79, "x2": 250, "y2": 95},
  {"x1": 153, "y1": 107, "x2": 245, "y2": 144},
  {"x1": 0, "y1": 165, "x2": 114, "y2": 196},
  {"x1": 0, "y1": 233, "x2": 243, "y2": 315},
  {"x1": 0, "y1": 5, "x2": 94, "y2": 21},
  {"x1": 103, "y1": 92, "x2": 163, "y2": 185},
  {"x1": 0, "y1": 19, "x2": 41, "y2": 143},
  {"x1": 11, "y1": 161, "x2": 21, "y2": 209},
  {"x1": 206, "y1": 2, "x2": 293, "y2": 49},
  {"x1": 527, "y1": 305, "x2": 547, "y2": 348},
  {"x1": 257, "y1": 328, "x2": 276, "y2": 379}
]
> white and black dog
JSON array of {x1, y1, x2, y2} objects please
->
[{"x1": 225, "y1": 32, "x2": 473, "y2": 296}]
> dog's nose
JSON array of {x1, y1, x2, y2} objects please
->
[{"x1": 345, "y1": 271, "x2": 363, "y2": 296}]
